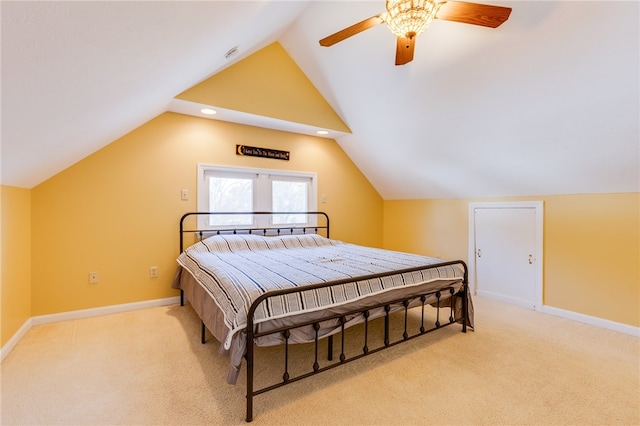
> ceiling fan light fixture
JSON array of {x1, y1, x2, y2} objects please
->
[
  {"x1": 385, "y1": 0, "x2": 441, "y2": 39},
  {"x1": 318, "y1": 0, "x2": 511, "y2": 65}
]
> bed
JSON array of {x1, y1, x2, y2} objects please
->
[{"x1": 172, "y1": 212, "x2": 473, "y2": 421}]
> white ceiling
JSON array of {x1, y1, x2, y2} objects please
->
[{"x1": 2, "y1": 1, "x2": 638, "y2": 199}]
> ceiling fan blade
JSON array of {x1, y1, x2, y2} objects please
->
[
  {"x1": 436, "y1": 1, "x2": 512, "y2": 28},
  {"x1": 395, "y1": 36, "x2": 415, "y2": 66},
  {"x1": 319, "y1": 14, "x2": 385, "y2": 47}
]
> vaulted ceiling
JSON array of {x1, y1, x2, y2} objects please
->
[{"x1": 2, "y1": 1, "x2": 638, "y2": 199}]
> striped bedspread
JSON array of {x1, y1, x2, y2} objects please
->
[{"x1": 177, "y1": 234, "x2": 464, "y2": 349}]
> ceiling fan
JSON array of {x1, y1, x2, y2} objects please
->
[{"x1": 319, "y1": 0, "x2": 512, "y2": 65}]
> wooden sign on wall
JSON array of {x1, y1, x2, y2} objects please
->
[{"x1": 236, "y1": 145, "x2": 290, "y2": 161}]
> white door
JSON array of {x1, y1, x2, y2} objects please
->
[{"x1": 469, "y1": 202, "x2": 543, "y2": 311}]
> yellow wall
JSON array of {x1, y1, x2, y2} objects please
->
[
  {"x1": 30, "y1": 112, "x2": 382, "y2": 316},
  {"x1": 4, "y1": 125, "x2": 638, "y2": 343},
  {"x1": 1, "y1": 186, "x2": 32, "y2": 347},
  {"x1": 383, "y1": 193, "x2": 640, "y2": 327},
  {"x1": 177, "y1": 42, "x2": 350, "y2": 133}
]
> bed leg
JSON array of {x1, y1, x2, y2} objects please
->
[
  {"x1": 180, "y1": 289, "x2": 184, "y2": 306},
  {"x1": 201, "y1": 322, "x2": 206, "y2": 344},
  {"x1": 327, "y1": 335, "x2": 333, "y2": 361}
]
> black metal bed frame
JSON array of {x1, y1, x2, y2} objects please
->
[{"x1": 178, "y1": 212, "x2": 468, "y2": 422}]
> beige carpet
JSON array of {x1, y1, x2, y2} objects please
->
[{"x1": 1, "y1": 296, "x2": 638, "y2": 425}]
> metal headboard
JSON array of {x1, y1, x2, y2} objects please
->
[{"x1": 179, "y1": 211, "x2": 330, "y2": 253}]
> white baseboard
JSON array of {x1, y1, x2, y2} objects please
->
[
  {"x1": 477, "y1": 292, "x2": 638, "y2": 336},
  {"x1": 31, "y1": 296, "x2": 181, "y2": 326},
  {"x1": 3, "y1": 296, "x2": 637, "y2": 363},
  {"x1": 542, "y1": 305, "x2": 639, "y2": 337},
  {"x1": 477, "y1": 290, "x2": 538, "y2": 311},
  {"x1": 1, "y1": 296, "x2": 180, "y2": 363},
  {"x1": 0, "y1": 317, "x2": 33, "y2": 363}
]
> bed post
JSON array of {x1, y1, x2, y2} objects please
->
[
  {"x1": 246, "y1": 302, "x2": 258, "y2": 422},
  {"x1": 246, "y1": 340, "x2": 254, "y2": 421},
  {"x1": 179, "y1": 213, "x2": 187, "y2": 307},
  {"x1": 462, "y1": 261, "x2": 468, "y2": 333}
]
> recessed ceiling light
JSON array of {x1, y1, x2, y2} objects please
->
[
  {"x1": 201, "y1": 108, "x2": 217, "y2": 115},
  {"x1": 317, "y1": 130, "x2": 329, "y2": 135}
]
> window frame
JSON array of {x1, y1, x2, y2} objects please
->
[{"x1": 197, "y1": 163, "x2": 318, "y2": 230}]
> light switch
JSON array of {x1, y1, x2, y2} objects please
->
[{"x1": 181, "y1": 189, "x2": 189, "y2": 201}]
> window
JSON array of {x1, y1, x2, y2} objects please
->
[{"x1": 197, "y1": 164, "x2": 317, "y2": 228}]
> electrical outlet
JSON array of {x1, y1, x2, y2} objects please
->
[
  {"x1": 89, "y1": 272, "x2": 99, "y2": 284},
  {"x1": 150, "y1": 266, "x2": 158, "y2": 278}
]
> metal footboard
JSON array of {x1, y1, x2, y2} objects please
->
[{"x1": 245, "y1": 260, "x2": 469, "y2": 422}]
